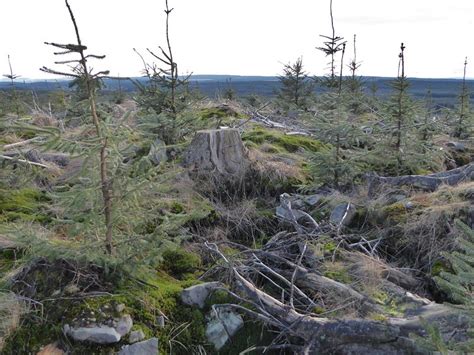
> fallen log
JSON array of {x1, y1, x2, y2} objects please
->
[{"x1": 367, "y1": 162, "x2": 474, "y2": 196}]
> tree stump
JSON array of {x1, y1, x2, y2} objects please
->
[{"x1": 184, "y1": 129, "x2": 248, "y2": 176}]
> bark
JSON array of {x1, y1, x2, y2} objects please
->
[
  {"x1": 367, "y1": 162, "x2": 474, "y2": 196},
  {"x1": 184, "y1": 129, "x2": 248, "y2": 176}
]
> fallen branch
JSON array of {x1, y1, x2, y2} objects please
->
[{"x1": 0, "y1": 154, "x2": 53, "y2": 169}]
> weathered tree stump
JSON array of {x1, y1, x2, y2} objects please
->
[{"x1": 184, "y1": 129, "x2": 248, "y2": 176}]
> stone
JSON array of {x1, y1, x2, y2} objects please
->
[
  {"x1": 304, "y1": 194, "x2": 323, "y2": 207},
  {"x1": 118, "y1": 338, "x2": 159, "y2": 355},
  {"x1": 115, "y1": 303, "x2": 126, "y2": 313},
  {"x1": 156, "y1": 315, "x2": 165, "y2": 328},
  {"x1": 129, "y1": 330, "x2": 146, "y2": 344},
  {"x1": 180, "y1": 282, "x2": 220, "y2": 309},
  {"x1": 116, "y1": 315, "x2": 133, "y2": 337},
  {"x1": 330, "y1": 203, "x2": 357, "y2": 227},
  {"x1": 447, "y1": 141, "x2": 466, "y2": 152},
  {"x1": 205, "y1": 308, "x2": 243, "y2": 350},
  {"x1": 148, "y1": 138, "x2": 167, "y2": 165},
  {"x1": 184, "y1": 129, "x2": 248, "y2": 176},
  {"x1": 63, "y1": 324, "x2": 121, "y2": 344}
]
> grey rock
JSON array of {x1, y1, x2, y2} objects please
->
[
  {"x1": 116, "y1": 315, "x2": 133, "y2": 337},
  {"x1": 180, "y1": 282, "x2": 220, "y2": 309},
  {"x1": 118, "y1": 338, "x2": 159, "y2": 355},
  {"x1": 447, "y1": 141, "x2": 466, "y2": 152},
  {"x1": 148, "y1": 138, "x2": 167, "y2": 165},
  {"x1": 115, "y1": 303, "x2": 126, "y2": 313},
  {"x1": 206, "y1": 308, "x2": 243, "y2": 350},
  {"x1": 64, "y1": 324, "x2": 121, "y2": 344},
  {"x1": 304, "y1": 194, "x2": 323, "y2": 207},
  {"x1": 156, "y1": 315, "x2": 165, "y2": 328},
  {"x1": 275, "y1": 205, "x2": 306, "y2": 221},
  {"x1": 330, "y1": 203, "x2": 357, "y2": 226},
  {"x1": 129, "y1": 330, "x2": 146, "y2": 344}
]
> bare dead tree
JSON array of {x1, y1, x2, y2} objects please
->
[
  {"x1": 40, "y1": 0, "x2": 114, "y2": 254},
  {"x1": 3, "y1": 55, "x2": 22, "y2": 117},
  {"x1": 455, "y1": 57, "x2": 470, "y2": 137},
  {"x1": 317, "y1": 0, "x2": 346, "y2": 88}
]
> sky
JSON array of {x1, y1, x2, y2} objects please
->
[{"x1": 0, "y1": 0, "x2": 473, "y2": 80}]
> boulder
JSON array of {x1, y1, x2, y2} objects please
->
[
  {"x1": 205, "y1": 308, "x2": 243, "y2": 350},
  {"x1": 330, "y1": 203, "x2": 357, "y2": 227},
  {"x1": 180, "y1": 282, "x2": 220, "y2": 309},
  {"x1": 184, "y1": 129, "x2": 248, "y2": 176},
  {"x1": 63, "y1": 324, "x2": 121, "y2": 344},
  {"x1": 118, "y1": 338, "x2": 159, "y2": 355}
]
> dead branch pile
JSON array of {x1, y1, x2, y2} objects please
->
[{"x1": 204, "y1": 231, "x2": 471, "y2": 354}]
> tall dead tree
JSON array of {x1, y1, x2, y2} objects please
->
[
  {"x1": 3, "y1": 55, "x2": 21, "y2": 117},
  {"x1": 455, "y1": 57, "x2": 470, "y2": 138},
  {"x1": 317, "y1": 0, "x2": 346, "y2": 88},
  {"x1": 40, "y1": 0, "x2": 114, "y2": 254}
]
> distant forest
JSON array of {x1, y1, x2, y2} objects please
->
[{"x1": 1, "y1": 75, "x2": 473, "y2": 108}]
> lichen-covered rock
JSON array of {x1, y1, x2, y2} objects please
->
[
  {"x1": 128, "y1": 330, "x2": 145, "y2": 344},
  {"x1": 184, "y1": 129, "x2": 248, "y2": 176},
  {"x1": 180, "y1": 282, "x2": 220, "y2": 309},
  {"x1": 118, "y1": 338, "x2": 159, "y2": 355},
  {"x1": 205, "y1": 308, "x2": 243, "y2": 350},
  {"x1": 63, "y1": 324, "x2": 121, "y2": 344}
]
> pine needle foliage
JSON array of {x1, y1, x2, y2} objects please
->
[
  {"x1": 434, "y1": 220, "x2": 474, "y2": 305},
  {"x1": 277, "y1": 57, "x2": 315, "y2": 110}
]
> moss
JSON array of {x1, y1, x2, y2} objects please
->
[
  {"x1": 0, "y1": 188, "x2": 50, "y2": 223},
  {"x1": 323, "y1": 262, "x2": 352, "y2": 283},
  {"x1": 381, "y1": 201, "x2": 409, "y2": 224},
  {"x1": 161, "y1": 249, "x2": 201, "y2": 279},
  {"x1": 242, "y1": 127, "x2": 327, "y2": 153}
]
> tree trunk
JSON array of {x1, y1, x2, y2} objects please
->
[{"x1": 184, "y1": 129, "x2": 248, "y2": 176}]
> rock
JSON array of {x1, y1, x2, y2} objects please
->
[
  {"x1": 276, "y1": 205, "x2": 306, "y2": 221},
  {"x1": 118, "y1": 338, "x2": 159, "y2": 355},
  {"x1": 180, "y1": 282, "x2": 220, "y2": 309},
  {"x1": 447, "y1": 141, "x2": 466, "y2": 152},
  {"x1": 115, "y1": 303, "x2": 126, "y2": 313},
  {"x1": 330, "y1": 203, "x2": 357, "y2": 226},
  {"x1": 205, "y1": 308, "x2": 243, "y2": 350},
  {"x1": 156, "y1": 315, "x2": 165, "y2": 328},
  {"x1": 37, "y1": 343, "x2": 64, "y2": 355},
  {"x1": 148, "y1": 138, "x2": 167, "y2": 165},
  {"x1": 129, "y1": 330, "x2": 145, "y2": 344},
  {"x1": 64, "y1": 324, "x2": 121, "y2": 344},
  {"x1": 184, "y1": 129, "x2": 248, "y2": 176},
  {"x1": 116, "y1": 315, "x2": 133, "y2": 337},
  {"x1": 304, "y1": 194, "x2": 323, "y2": 207}
]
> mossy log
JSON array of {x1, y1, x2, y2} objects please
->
[
  {"x1": 184, "y1": 129, "x2": 248, "y2": 176},
  {"x1": 367, "y1": 162, "x2": 474, "y2": 196}
]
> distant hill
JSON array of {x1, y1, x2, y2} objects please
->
[{"x1": 1, "y1": 75, "x2": 473, "y2": 107}]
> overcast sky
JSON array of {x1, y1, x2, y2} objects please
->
[{"x1": 1, "y1": 0, "x2": 473, "y2": 79}]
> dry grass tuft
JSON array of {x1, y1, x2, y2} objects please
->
[{"x1": 0, "y1": 292, "x2": 24, "y2": 351}]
